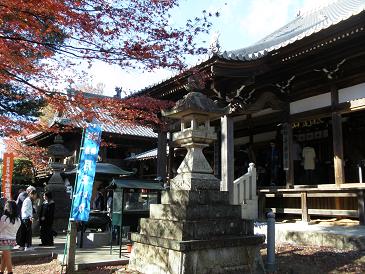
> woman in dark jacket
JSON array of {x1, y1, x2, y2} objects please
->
[{"x1": 39, "y1": 191, "x2": 55, "y2": 246}]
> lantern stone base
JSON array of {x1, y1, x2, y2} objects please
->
[
  {"x1": 127, "y1": 190, "x2": 265, "y2": 274},
  {"x1": 129, "y1": 235, "x2": 265, "y2": 274}
]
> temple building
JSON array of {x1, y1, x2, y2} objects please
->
[{"x1": 136, "y1": 0, "x2": 365, "y2": 223}]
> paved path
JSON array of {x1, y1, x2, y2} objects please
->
[
  {"x1": 6, "y1": 221, "x2": 365, "y2": 270},
  {"x1": 10, "y1": 234, "x2": 129, "y2": 270},
  {"x1": 255, "y1": 220, "x2": 365, "y2": 250}
]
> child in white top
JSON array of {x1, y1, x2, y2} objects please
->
[{"x1": 0, "y1": 200, "x2": 21, "y2": 274}]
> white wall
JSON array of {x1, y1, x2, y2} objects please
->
[
  {"x1": 289, "y1": 82, "x2": 365, "y2": 115},
  {"x1": 234, "y1": 131, "x2": 277, "y2": 145},
  {"x1": 339, "y1": 82, "x2": 365, "y2": 103},
  {"x1": 290, "y1": 93, "x2": 331, "y2": 114}
]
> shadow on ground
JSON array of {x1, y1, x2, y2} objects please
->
[{"x1": 261, "y1": 244, "x2": 365, "y2": 274}]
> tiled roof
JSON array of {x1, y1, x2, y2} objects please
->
[
  {"x1": 124, "y1": 147, "x2": 169, "y2": 161},
  {"x1": 65, "y1": 162, "x2": 134, "y2": 176},
  {"x1": 55, "y1": 104, "x2": 157, "y2": 139},
  {"x1": 220, "y1": 0, "x2": 365, "y2": 61},
  {"x1": 55, "y1": 116, "x2": 157, "y2": 139}
]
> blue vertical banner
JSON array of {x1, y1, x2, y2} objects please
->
[{"x1": 71, "y1": 124, "x2": 102, "y2": 221}]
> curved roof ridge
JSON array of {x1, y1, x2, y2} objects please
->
[{"x1": 220, "y1": 0, "x2": 365, "y2": 61}]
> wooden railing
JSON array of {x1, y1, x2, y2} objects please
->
[
  {"x1": 258, "y1": 184, "x2": 365, "y2": 224},
  {"x1": 232, "y1": 163, "x2": 258, "y2": 220}
]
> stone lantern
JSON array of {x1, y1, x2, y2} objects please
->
[
  {"x1": 163, "y1": 92, "x2": 224, "y2": 190},
  {"x1": 128, "y1": 92, "x2": 265, "y2": 274},
  {"x1": 46, "y1": 134, "x2": 72, "y2": 231},
  {"x1": 47, "y1": 134, "x2": 71, "y2": 171}
]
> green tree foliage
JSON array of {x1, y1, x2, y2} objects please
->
[
  {"x1": 0, "y1": 84, "x2": 46, "y2": 136},
  {"x1": 11, "y1": 158, "x2": 35, "y2": 185}
]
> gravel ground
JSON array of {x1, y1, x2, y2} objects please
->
[
  {"x1": 261, "y1": 244, "x2": 365, "y2": 274},
  {"x1": 12, "y1": 257, "x2": 121, "y2": 274},
  {"x1": 10, "y1": 244, "x2": 365, "y2": 274}
]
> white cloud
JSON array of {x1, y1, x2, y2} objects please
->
[
  {"x1": 239, "y1": 0, "x2": 293, "y2": 44},
  {"x1": 88, "y1": 61, "x2": 176, "y2": 97},
  {"x1": 299, "y1": 0, "x2": 336, "y2": 14}
]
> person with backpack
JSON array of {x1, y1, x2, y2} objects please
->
[{"x1": 0, "y1": 200, "x2": 21, "y2": 274}]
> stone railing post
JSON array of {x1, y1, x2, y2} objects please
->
[{"x1": 266, "y1": 211, "x2": 276, "y2": 273}]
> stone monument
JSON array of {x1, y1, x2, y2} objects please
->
[
  {"x1": 46, "y1": 134, "x2": 72, "y2": 231},
  {"x1": 128, "y1": 92, "x2": 265, "y2": 274}
]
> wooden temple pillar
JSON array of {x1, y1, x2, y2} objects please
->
[
  {"x1": 331, "y1": 85, "x2": 345, "y2": 186},
  {"x1": 248, "y1": 114, "x2": 254, "y2": 145},
  {"x1": 167, "y1": 131, "x2": 174, "y2": 182},
  {"x1": 221, "y1": 115, "x2": 234, "y2": 203},
  {"x1": 156, "y1": 130, "x2": 168, "y2": 182},
  {"x1": 283, "y1": 121, "x2": 294, "y2": 188},
  {"x1": 282, "y1": 100, "x2": 294, "y2": 188}
]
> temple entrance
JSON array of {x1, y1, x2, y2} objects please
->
[{"x1": 343, "y1": 110, "x2": 365, "y2": 183}]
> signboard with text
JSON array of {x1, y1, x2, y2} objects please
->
[
  {"x1": 1, "y1": 153, "x2": 14, "y2": 200},
  {"x1": 71, "y1": 124, "x2": 102, "y2": 222}
]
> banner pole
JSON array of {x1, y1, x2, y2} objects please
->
[
  {"x1": 61, "y1": 124, "x2": 102, "y2": 273},
  {"x1": 61, "y1": 128, "x2": 86, "y2": 274}
]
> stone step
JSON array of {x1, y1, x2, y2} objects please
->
[
  {"x1": 161, "y1": 189, "x2": 230, "y2": 206},
  {"x1": 131, "y1": 233, "x2": 265, "y2": 252},
  {"x1": 139, "y1": 218, "x2": 251, "y2": 241},
  {"x1": 149, "y1": 204, "x2": 241, "y2": 221},
  {"x1": 128, "y1": 238, "x2": 265, "y2": 274}
]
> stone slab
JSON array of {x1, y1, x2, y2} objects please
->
[
  {"x1": 161, "y1": 190, "x2": 230, "y2": 206},
  {"x1": 139, "y1": 218, "x2": 252, "y2": 241},
  {"x1": 131, "y1": 233, "x2": 265, "y2": 252},
  {"x1": 149, "y1": 204, "x2": 241, "y2": 221},
  {"x1": 128, "y1": 241, "x2": 265, "y2": 274},
  {"x1": 255, "y1": 222, "x2": 365, "y2": 250}
]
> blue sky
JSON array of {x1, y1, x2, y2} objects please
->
[{"x1": 87, "y1": 0, "x2": 334, "y2": 97}]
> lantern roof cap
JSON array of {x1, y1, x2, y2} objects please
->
[{"x1": 163, "y1": 92, "x2": 226, "y2": 120}]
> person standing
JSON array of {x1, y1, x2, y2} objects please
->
[
  {"x1": 0, "y1": 200, "x2": 21, "y2": 274},
  {"x1": 106, "y1": 191, "x2": 113, "y2": 217},
  {"x1": 292, "y1": 137, "x2": 302, "y2": 184},
  {"x1": 92, "y1": 189, "x2": 105, "y2": 211},
  {"x1": 18, "y1": 189, "x2": 37, "y2": 251},
  {"x1": 266, "y1": 141, "x2": 281, "y2": 186},
  {"x1": 15, "y1": 186, "x2": 34, "y2": 247},
  {"x1": 0, "y1": 192, "x2": 7, "y2": 217},
  {"x1": 15, "y1": 188, "x2": 27, "y2": 216},
  {"x1": 302, "y1": 145, "x2": 316, "y2": 184},
  {"x1": 39, "y1": 191, "x2": 55, "y2": 246}
]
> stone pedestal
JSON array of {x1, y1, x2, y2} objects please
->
[{"x1": 129, "y1": 189, "x2": 265, "y2": 274}]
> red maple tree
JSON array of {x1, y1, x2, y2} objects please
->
[{"x1": 0, "y1": 0, "x2": 216, "y2": 136}]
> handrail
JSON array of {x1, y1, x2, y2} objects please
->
[{"x1": 232, "y1": 163, "x2": 258, "y2": 220}]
